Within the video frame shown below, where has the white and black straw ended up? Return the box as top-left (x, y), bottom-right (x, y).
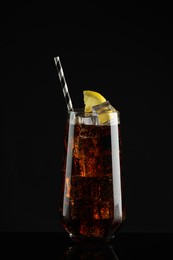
top-left (54, 56), bottom-right (73, 111)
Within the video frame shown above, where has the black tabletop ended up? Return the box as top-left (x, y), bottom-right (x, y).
top-left (1, 232), bottom-right (172, 259)
top-left (56, 233), bottom-right (172, 259)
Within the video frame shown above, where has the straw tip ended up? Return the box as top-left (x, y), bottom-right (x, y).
top-left (54, 56), bottom-right (60, 60)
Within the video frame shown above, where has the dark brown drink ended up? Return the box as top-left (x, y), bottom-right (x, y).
top-left (60, 111), bottom-right (125, 242)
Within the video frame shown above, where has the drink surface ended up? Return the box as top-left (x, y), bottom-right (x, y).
top-left (60, 120), bottom-right (123, 241)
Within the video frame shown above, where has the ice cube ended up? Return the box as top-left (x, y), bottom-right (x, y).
top-left (69, 111), bottom-right (98, 125)
top-left (76, 114), bottom-right (99, 125)
top-left (92, 100), bottom-right (116, 114)
top-left (92, 101), bottom-right (119, 125)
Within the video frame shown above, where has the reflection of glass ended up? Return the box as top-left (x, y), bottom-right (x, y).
top-left (61, 243), bottom-right (119, 259)
top-left (60, 109), bottom-right (125, 242)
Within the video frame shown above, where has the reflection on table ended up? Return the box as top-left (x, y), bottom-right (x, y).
top-left (61, 243), bottom-right (119, 259)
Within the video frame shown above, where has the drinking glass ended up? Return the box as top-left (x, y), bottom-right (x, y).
top-left (59, 108), bottom-right (125, 242)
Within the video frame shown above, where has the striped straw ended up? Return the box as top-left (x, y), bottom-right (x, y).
top-left (54, 56), bottom-right (73, 111)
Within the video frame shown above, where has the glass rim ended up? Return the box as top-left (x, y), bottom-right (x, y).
top-left (68, 108), bottom-right (120, 115)
top-left (67, 108), bottom-right (120, 125)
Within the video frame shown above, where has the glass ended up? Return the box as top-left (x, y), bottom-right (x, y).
top-left (59, 108), bottom-right (125, 242)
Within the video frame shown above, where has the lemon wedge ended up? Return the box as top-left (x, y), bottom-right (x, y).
top-left (83, 90), bottom-right (106, 112)
top-left (83, 90), bottom-right (116, 124)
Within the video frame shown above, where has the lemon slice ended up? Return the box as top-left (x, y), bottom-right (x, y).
top-left (83, 90), bottom-right (115, 124)
top-left (83, 90), bottom-right (106, 112)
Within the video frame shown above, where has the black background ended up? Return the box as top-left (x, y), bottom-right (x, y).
top-left (1, 2), bottom-right (173, 232)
